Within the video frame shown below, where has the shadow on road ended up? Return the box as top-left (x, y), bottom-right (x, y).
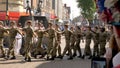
top-left (35, 58), bottom-right (91, 68)
top-left (0, 60), bottom-right (26, 64)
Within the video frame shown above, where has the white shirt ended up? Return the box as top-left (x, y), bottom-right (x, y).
top-left (113, 52), bottom-right (120, 67)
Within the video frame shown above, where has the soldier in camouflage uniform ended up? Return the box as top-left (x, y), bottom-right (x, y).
top-left (92, 27), bottom-right (100, 57)
top-left (70, 27), bottom-right (76, 57)
top-left (61, 24), bottom-right (73, 60)
top-left (0, 21), bottom-right (8, 58)
top-left (34, 23), bottom-right (46, 58)
top-left (82, 26), bottom-right (93, 59)
top-left (99, 27), bottom-right (108, 56)
top-left (73, 26), bottom-right (82, 58)
top-left (22, 20), bottom-right (34, 62)
top-left (50, 24), bottom-right (62, 60)
top-left (7, 21), bottom-right (22, 59)
top-left (45, 23), bottom-right (55, 60)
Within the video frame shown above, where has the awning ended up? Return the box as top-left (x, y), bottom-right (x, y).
top-left (0, 12), bottom-right (6, 20)
top-left (0, 11), bottom-right (29, 21)
top-left (9, 12), bottom-right (20, 21)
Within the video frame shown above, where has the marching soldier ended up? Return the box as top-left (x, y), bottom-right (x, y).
top-left (34, 23), bottom-right (46, 58)
top-left (49, 24), bottom-right (62, 60)
top-left (99, 27), bottom-right (108, 56)
top-left (45, 23), bottom-right (55, 60)
top-left (60, 24), bottom-right (73, 60)
top-left (22, 20), bottom-right (34, 62)
top-left (70, 26), bottom-right (76, 57)
top-left (73, 26), bottom-right (82, 58)
top-left (7, 21), bottom-right (22, 60)
top-left (0, 21), bottom-right (8, 58)
top-left (82, 26), bottom-right (93, 59)
top-left (92, 27), bottom-right (100, 57)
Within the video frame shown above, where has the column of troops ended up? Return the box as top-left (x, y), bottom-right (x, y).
top-left (0, 20), bottom-right (111, 62)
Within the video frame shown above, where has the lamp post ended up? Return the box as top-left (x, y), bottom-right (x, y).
top-left (6, 0), bottom-right (9, 26)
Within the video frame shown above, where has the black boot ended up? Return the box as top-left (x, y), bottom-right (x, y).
top-left (57, 55), bottom-right (63, 59)
top-left (77, 55), bottom-right (82, 58)
top-left (33, 55), bottom-right (37, 59)
top-left (46, 56), bottom-right (49, 60)
top-left (93, 54), bottom-right (96, 58)
top-left (66, 53), bottom-right (69, 56)
top-left (73, 53), bottom-right (77, 57)
top-left (88, 55), bottom-right (92, 59)
top-left (24, 57), bottom-right (27, 61)
top-left (41, 52), bottom-right (46, 58)
top-left (27, 57), bottom-right (31, 62)
top-left (81, 55), bottom-right (85, 59)
top-left (48, 57), bottom-right (55, 60)
top-left (67, 56), bottom-right (73, 60)
top-left (10, 56), bottom-right (16, 60)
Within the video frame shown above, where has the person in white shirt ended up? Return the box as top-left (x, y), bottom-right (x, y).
top-left (14, 23), bottom-right (22, 55)
top-left (14, 33), bottom-right (22, 55)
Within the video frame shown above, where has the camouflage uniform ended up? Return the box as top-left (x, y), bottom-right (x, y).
top-left (92, 30), bottom-right (100, 57)
top-left (84, 30), bottom-right (92, 56)
top-left (62, 29), bottom-right (73, 59)
top-left (7, 28), bottom-right (20, 58)
top-left (70, 29), bottom-right (76, 56)
top-left (34, 30), bottom-right (45, 57)
top-left (99, 31), bottom-right (108, 56)
top-left (74, 28), bottom-right (82, 57)
top-left (0, 27), bottom-right (7, 57)
top-left (23, 26), bottom-right (34, 61)
top-left (51, 28), bottom-right (61, 58)
top-left (45, 28), bottom-right (55, 58)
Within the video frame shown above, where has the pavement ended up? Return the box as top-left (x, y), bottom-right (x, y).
top-left (0, 37), bottom-right (109, 68)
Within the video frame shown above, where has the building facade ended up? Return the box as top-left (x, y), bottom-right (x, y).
top-left (62, 4), bottom-right (71, 22)
top-left (0, 0), bottom-right (70, 22)
top-left (32, 0), bottom-right (53, 20)
top-left (51, 0), bottom-right (63, 21)
top-left (0, 0), bottom-right (30, 21)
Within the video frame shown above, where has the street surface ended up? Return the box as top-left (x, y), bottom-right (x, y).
top-left (0, 37), bottom-right (109, 68)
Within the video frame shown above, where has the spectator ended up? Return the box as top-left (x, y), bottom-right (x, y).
top-left (105, 35), bottom-right (119, 68)
top-left (112, 26), bottom-right (120, 67)
top-left (113, 52), bottom-right (120, 68)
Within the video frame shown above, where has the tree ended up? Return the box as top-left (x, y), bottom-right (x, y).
top-left (77, 0), bottom-right (96, 21)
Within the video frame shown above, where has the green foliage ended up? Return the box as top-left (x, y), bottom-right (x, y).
top-left (77, 0), bottom-right (96, 20)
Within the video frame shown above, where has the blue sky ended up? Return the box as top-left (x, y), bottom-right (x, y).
top-left (62, 0), bottom-right (80, 19)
